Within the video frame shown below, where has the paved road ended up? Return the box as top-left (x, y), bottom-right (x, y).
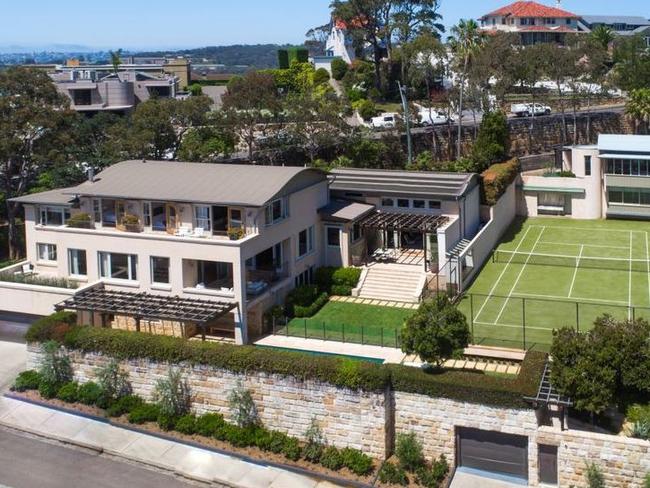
top-left (0, 312), bottom-right (33, 344)
top-left (0, 428), bottom-right (202, 488)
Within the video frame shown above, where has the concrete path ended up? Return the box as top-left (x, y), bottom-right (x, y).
top-left (0, 342), bottom-right (26, 392)
top-left (450, 470), bottom-right (526, 488)
top-left (0, 397), bottom-right (342, 488)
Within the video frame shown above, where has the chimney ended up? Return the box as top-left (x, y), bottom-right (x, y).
top-left (556, 0), bottom-right (562, 8)
top-left (87, 167), bottom-right (95, 183)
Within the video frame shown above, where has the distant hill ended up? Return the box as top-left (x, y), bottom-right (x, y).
top-left (137, 44), bottom-right (300, 69)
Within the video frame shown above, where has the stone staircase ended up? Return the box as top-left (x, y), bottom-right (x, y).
top-left (356, 264), bottom-right (426, 303)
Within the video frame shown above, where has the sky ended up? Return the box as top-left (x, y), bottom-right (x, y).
top-left (1, 0), bottom-right (648, 50)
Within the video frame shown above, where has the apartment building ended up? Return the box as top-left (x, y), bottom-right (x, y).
top-left (519, 135), bottom-right (650, 220)
top-left (479, 1), bottom-right (580, 45)
top-left (4, 162), bottom-right (479, 343)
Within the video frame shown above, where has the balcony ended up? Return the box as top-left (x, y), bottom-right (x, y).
top-left (183, 259), bottom-right (235, 298)
top-left (246, 261), bottom-right (290, 299)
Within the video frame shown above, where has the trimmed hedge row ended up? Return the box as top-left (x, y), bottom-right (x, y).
top-left (481, 158), bottom-right (520, 206)
top-left (315, 267), bottom-right (362, 296)
top-left (295, 292), bottom-right (329, 318)
top-left (30, 318), bottom-right (547, 408)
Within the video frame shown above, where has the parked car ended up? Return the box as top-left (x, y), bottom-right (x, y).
top-left (370, 113), bottom-right (399, 130)
top-left (511, 103), bottom-right (552, 117)
top-left (418, 109), bottom-right (451, 126)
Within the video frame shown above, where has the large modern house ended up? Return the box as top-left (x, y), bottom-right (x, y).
top-left (520, 135), bottom-right (650, 220)
top-left (479, 1), bottom-right (581, 45)
top-left (3, 162), bottom-right (480, 345)
top-left (579, 15), bottom-right (650, 47)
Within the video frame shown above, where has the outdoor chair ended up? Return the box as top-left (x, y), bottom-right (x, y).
top-left (175, 226), bottom-right (192, 237)
top-left (14, 263), bottom-right (34, 276)
top-left (192, 227), bottom-right (205, 238)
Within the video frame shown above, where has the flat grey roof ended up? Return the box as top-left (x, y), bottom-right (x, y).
top-left (11, 188), bottom-right (76, 206)
top-left (581, 15), bottom-right (650, 26)
top-left (64, 160), bottom-right (326, 207)
top-left (329, 168), bottom-right (478, 199)
top-left (319, 200), bottom-right (375, 223)
top-left (598, 135), bottom-right (650, 154)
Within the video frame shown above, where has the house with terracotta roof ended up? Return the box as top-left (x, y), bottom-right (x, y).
top-left (479, 1), bottom-right (581, 45)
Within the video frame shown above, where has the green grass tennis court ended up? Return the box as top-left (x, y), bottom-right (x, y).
top-left (459, 217), bottom-right (650, 351)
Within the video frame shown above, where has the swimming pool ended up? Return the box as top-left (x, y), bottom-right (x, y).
top-left (255, 345), bottom-right (385, 364)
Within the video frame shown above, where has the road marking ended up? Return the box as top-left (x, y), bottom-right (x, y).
top-left (568, 245), bottom-right (584, 298)
top-left (473, 226), bottom-right (533, 323)
top-left (493, 227), bottom-right (545, 325)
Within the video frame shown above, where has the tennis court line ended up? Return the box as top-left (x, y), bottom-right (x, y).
top-left (568, 244), bottom-right (584, 298)
top-left (473, 320), bottom-right (555, 332)
top-left (473, 226), bottom-right (533, 323)
top-left (493, 226), bottom-right (546, 325)
top-left (541, 241), bottom-right (629, 250)
top-left (629, 231), bottom-right (633, 319)
top-left (529, 224), bottom-right (637, 234)
top-left (646, 231), bottom-right (650, 305)
top-left (511, 292), bottom-right (629, 306)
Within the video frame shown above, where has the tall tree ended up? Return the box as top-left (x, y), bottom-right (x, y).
top-left (0, 68), bottom-right (75, 259)
top-left (109, 49), bottom-right (123, 75)
top-left (613, 35), bottom-right (650, 92)
top-left (449, 19), bottom-right (484, 159)
top-left (626, 88), bottom-right (650, 135)
top-left (589, 25), bottom-right (615, 51)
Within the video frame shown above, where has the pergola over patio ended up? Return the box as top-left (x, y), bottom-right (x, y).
top-left (56, 287), bottom-right (237, 340)
top-left (359, 210), bottom-right (449, 234)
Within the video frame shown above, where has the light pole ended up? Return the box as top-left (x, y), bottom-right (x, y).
top-left (398, 81), bottom-right (413, 166)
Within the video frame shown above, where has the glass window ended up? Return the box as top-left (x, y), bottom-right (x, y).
top-left (641, 190), bottom-right (650, 206)
top-left (381, 198), bottom-right (394, 207)
top-left (413, 200), bottom-right (425, 209)
top-left (229, 208), bottom-right (243, 229)
top-left (397, 199), bottom-right (410, 208)
top-left (351, 223), bottom-right (362, 242)
top-left (298, 226), bottom-right (314, 257)
top-left (584, 156), bottom-right (591, 176)
top-left (99, 252), bottom-right (138, 281)
top-left (624, 189), bottom-right (640, 205)
top-left (327, 227), bottom-right (341, 247)
top-left (68, 249), bottom-right (87, 276)
top-left (151, 256), bottom-right (170, 284)
top-left (39, 206), bottom-right (70, 226)
top-left (608, 189), bottom-right (623, 204)
top-left (37, 243), bottom-right (57, 262)
top-left (143, 202), bottom-right (151, 227)
top-left (429, 201), bottom-right (442, 210)
top-left (194, 206), bottom-right (211, 231)
top-left (265, 198), bottom-right (286, 225)
top-left (93, 200), bottom-right (102, 223)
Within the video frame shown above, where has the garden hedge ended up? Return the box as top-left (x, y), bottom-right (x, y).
top-left (481, 158), bottom-right (520, 206)
top-left (30, 316), bottom-right (547, 409)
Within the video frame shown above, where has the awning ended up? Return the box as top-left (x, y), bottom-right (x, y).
top-left (522, 185), bottom-right (585, 195)
top-left (599, 154), bottom-right (650, 161)
top-left (56, 287), bottom-right (237, 325)
top-left (319, 200), bottom-right (375, 223)
top-left (359, 210), bottom-right (449, 233)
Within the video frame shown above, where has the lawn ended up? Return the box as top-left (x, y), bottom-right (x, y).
top-left (279, 301), bottom-right (415, 348)
top-left (459, 217), bottom-right (650, 351)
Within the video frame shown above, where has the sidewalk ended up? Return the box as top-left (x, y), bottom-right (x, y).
top-left (0, 396), bottom-right (343, 488)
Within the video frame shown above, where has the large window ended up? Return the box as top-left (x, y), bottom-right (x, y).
top-left (37, 243), bottom-right (57, 262)
top-left (298, 226), bottom-right (315, 257)
top-left (608, 188), bottom-right (650, 206)
top-left (99, 252), bottom-right (138, 281)
top-left (150, 256), bottom-right (170, 284)
top-left (229, 208), bottom-right (244, 229)
top-left (68, 249), bottom-right (87, 276)
top-left (151, 202), bottom-right (167, 231)
top-left (605, 159), bottom-right (650, 176)
top-left (39, 206), bottom-right (70, 226)
top-left (194, 206), bottom-right (212, 232)
top-left (584, 156), bottom-right (591, 176)
top-left (351, 223), bottom-right (362, 242)
top-left (327, 227), bottom-right (341, 247)
top-left (265, 198), bottom-right (287, 225)
top-left (101, 199), bottom-right (123, 228)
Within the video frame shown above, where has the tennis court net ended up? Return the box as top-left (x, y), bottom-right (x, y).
top-left (493, 250), bottom-right (650, 273)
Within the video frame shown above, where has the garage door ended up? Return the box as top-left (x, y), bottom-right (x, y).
top-left (457, 427), bottom-right (528, 481)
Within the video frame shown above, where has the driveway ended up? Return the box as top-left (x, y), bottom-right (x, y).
top-left (0, 312), bottom-right (33, 392)
top-left (450, 469), bottom-right (527, 488)
top-left (0, 312), bottom-right (35, 344)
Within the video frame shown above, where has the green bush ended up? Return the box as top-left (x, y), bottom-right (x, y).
top-left (127, 404), bottom-right (161, 424)
top-left (56, 382), bottom-right (79, 403)
top-left (416, 455), bottom-right (449, 488)
top-left (627, 404), bottom-right (650, 424)
top-left (77, 382), bottom-right (103, 406)
top-left (12, 370), bottom-right (42, 392)
top-left (106, 395), bottom-right (143, 418)
top-left (302, 418), bottom-right (325, 463)
top-left (228, 381), bottom-right (258, 428)
top-left (154, 368), bottom-right (190, 417)
top-left (282, 436), bottom-right (302, 461)
top-left (481, 159), bottom-right (520, 206)
top-left (286, 285), bottom-right (329, 318)
top-left (378, 462), bottom-right (408, 485)
top-left (267, 431), bottom-right (291, 454)
top-left (252, 427), bottom-right (274, 451)
top-left (25, 312), bottom-right (77, 343)
top-left (175, 414), bottom-right (197, 435)
top-left (38, 379), bottom-right (59, 399)
top-left (396, 432), bottom-right (425, 471)
top-left (352, 99), bottom-right (377, 121)
top-left (331, 58), bottom-right (348, 81)
top-left (313, 68), bottom-right (330, 85)
top-left (157, 412), bottom-right (178, 431)
top-left (645, 473), bottom-right (650, 488)
top-left (316, 267), bottom-right (361, 295)
top-left (632, 420), bottom-right (650, 440)
top-left (294, 293), bottom-right (329, 318)
top-left (96, 359), bottom-right (131, 401)
top-left (195, 413), bottom-right (226, 437)
top-left (586, 462), bottom-right (605, 488)
top-left (320, 446), bottom-right (344, 471)
top-left (39, 341), bottom-right (73, 386)
top-left (340, 447), bottom-right (374, 476)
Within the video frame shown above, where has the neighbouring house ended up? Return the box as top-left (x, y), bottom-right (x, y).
top-left (578, 15), bottom-right (650, 47)
top-left (479, 1), bottom-right (581, 45)
top-left (325, 19), bottom-right (357, 65)
top-left (519, 134), bottom-right (650, 219)
top-left (2, 163), bottom-right (481, 341)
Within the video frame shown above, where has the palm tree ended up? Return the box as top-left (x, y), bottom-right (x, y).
top-left (590, 25), bottom-right (615, 51)
top-left (449, 19), bottom-right (484, 159)
top-left (109, 49), bottom-right (123, 76)
top-left (626, 88), bottom-right (650, 134)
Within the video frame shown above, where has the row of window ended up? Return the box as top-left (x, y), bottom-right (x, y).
top-left (381, 197), bottom-right (441, 210)
top-left (605, 159), bottom-right (650, 177)
top-left (608, 188), bottom-right (650, 206)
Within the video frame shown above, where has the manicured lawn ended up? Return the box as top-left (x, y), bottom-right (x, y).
top-left (279, 301), bottom-right (415, 348)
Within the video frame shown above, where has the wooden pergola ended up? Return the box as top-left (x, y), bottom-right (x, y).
top-left (56, 288), bottom-right (237, 341)
top-left (524, 361), bottom-right (573, 430)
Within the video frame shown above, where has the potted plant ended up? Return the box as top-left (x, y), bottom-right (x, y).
top-left (66, 212), bottom-right (93, 229)
top-left (121, 214), bottom-right (142, 233)
top-left (227, 227), bottom-right (245, 241)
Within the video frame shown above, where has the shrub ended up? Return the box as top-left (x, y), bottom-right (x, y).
top-left (12, 370), bottom-right (42, 392)
top-left (252, 427), bottom-right (274, 451)
top-left (128, 403), bottom-right (161, 424)
top-left (153, 368), bottom-right (190, 417)
top-left (632, 419), bottom-right (650, 440)
top-left (481, 159), bottom-right (520, 206)
top-left (25, 312), bottom-right (77, 343)
top-left (157, 412), bottom-right (178, 431)
top-left (106, 395), bottom-right (143, 418)
top-left (38, 379), bottom-right (60, 399)
top-left (340, 447), bottom-right (373, 476)
top-left (66, 213), bottom-right (92, 228)
top-left (96, 359), bottom-right (131, 401)
top-left (195, 413), bottom-right (226, 437)
top-left (302, 418), bottom-right (325, 463)
top-left (330, 284), bottom-right (352, 296)
top-left (313, 68), bottom-right (330, 85)
top-left (379, 461), bottom-right (408, 485)
top-left (352, 99), bottom-right (377, 121)
top-left (294, 292), bottom-right (329, 318)
top-left (320, 446), bottom-right (344, 471)
top-left (56, 382), bottom-right (79, 403)
top-left (285, 285), bottom-right (328, 318)
top-left (282, 436), bottom-right (302, 461)
top-left (470, 110), bottom-right (510, 173)
top-left (416, 455), bottom-right (449, 488)
top-left (645, 473), bottom-right (650, 488)
top-left (228, 381), bottom-right (258, 428)
top-left (396, 432), bottom-right (425, 472)
top-left (586, 462), bottom-right (605, 488)
top-left (316, 267), bottom-right (361, 295)
top-left (175, 414), bottom-right (197, 435)
top-left (627, 404), bottom-right (650, 424)
top-left (331, 58), bottom-right (348, 81)
top-left (77, 382), bottom-right (103, 406)
top-left (267, 431), bottom-right (291, 454)
top-left (39, 341), bottom-right (73, 387)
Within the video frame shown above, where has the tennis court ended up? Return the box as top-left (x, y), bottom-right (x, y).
top-left (458, 217), bottom-right (650, 351)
